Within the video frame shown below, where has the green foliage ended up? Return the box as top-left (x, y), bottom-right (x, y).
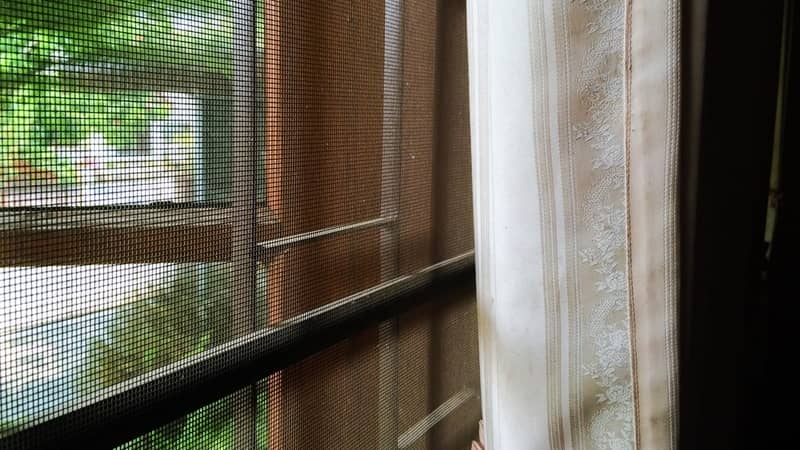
top-left (0, 419), bottom-right (21, 438)
top-left (1, 0), bottom-right (233, 184)
top-left (87, 264), bottom-right (240, 448)
top-left (83, 263), bottom-right (270, 449)
top-left (117, 398), bottom-right (234, 450)
top-left (1, 86), bottom-right (171, 183)
top-left (87, 268), bottom-right (217, 388)
top-left (115, 389), bottom-right (270, 449)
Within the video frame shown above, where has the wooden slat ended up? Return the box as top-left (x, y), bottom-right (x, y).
top-left (0, 208), bottom-right (279, 265)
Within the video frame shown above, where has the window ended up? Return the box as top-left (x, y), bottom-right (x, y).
top-left (1, 0), bottom-right (479, 448)
top-left (2, 1), bottom-right (269, 444)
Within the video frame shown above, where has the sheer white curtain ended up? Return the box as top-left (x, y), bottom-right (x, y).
top-left (467, 1), bottom-right (680, 448)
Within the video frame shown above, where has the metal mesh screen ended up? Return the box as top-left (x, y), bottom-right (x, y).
top-left (115, 292), bottom-right (479, 450)
top-left (0, 0), bottom-right (476, 448)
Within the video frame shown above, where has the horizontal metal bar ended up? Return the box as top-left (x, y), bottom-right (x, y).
top-left (397, 387), bottom-right (477, 449)
top-left (1, 252), bottom-right (475, 450)
top-left (256, 216), bottom-right (396, 256)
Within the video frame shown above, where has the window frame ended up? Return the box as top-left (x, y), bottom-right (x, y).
top-left (0, 53), bottom-right (276, 266)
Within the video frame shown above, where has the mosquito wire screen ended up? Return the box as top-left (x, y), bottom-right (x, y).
top-left (1, 0), bottom-right (476, 448)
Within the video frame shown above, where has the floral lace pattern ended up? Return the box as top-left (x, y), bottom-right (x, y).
top-left (571, 0), bottom-right (634, 449)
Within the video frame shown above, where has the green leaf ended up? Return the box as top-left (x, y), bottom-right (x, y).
top-left (2, 0), bottom-right (234, 187)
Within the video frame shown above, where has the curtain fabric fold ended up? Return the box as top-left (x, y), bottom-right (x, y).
top-left (467, 1), bottom-right (680, 448)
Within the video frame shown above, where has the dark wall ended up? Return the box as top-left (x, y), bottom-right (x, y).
top-left (680, 1), bottom-right (784, 449)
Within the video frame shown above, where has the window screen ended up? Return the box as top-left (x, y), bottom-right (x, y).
top-left (1, 0), bottom-right (476, 448)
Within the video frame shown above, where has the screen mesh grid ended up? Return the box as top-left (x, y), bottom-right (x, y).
top-left (0, 0), bottom-right (475, 448)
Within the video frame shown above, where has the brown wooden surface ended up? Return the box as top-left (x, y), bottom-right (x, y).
top-left (0, 208), bottom-right (278, 265)
top-left (268, 0), bottom-right (479, 447)
top-left (428, 3), bottom-right (479, 448)
top-left (264, 1), bottom-right (285, 448)
top-left (274, 0), bottom-right (385, 448)
top-left (394, 1), bottom-right (439, 448)
top-left (432, 0), bottom-right (474, 261)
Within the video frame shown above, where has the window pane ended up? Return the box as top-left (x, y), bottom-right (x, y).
top-left (2, 93), bottom-right (202, 206)
top-left (0, 0), bottom-right (263, 206)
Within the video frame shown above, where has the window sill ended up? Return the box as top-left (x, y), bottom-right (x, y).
top-left (0, 207), bottom-right (279, 265)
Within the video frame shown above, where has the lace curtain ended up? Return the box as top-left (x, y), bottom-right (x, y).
top-left (467, 1), bottom-right (680, 448)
